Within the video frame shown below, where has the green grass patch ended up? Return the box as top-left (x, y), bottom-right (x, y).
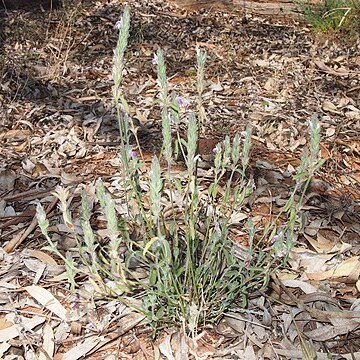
top-left (299, 0), bottom-right (360, 35)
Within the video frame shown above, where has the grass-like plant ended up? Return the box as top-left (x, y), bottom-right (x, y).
top-left (298, 0), bottom-right (360, 35)
top-left (36, 6), bottom-right (324, 336)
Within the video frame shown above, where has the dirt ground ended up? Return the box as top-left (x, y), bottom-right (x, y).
top-left (0, 0), bottom-right (360, 358)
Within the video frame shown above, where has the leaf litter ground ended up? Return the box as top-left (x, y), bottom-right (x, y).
top-left (0, 0), bottom-right (360, 358)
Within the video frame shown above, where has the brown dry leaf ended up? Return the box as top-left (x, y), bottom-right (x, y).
top-left (0, 169), bottom-right (16, 192)
top-left (303, 233), bottom-right (334, 253)
top-left (60, 171), bottom-right (81, 185)
top-left (0, 129), bottom-right (31, 142)
top-left (25, 285), bottom-right (68, 320)
top-left (0, 316), bottom-right (13, 330)
top-left (25, 249), bottom-right (58, 266)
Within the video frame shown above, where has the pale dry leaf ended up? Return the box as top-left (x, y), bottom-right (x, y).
top-left (0, 342), bottom-right (11, 358)
top-left (60, 171), bottom-right (81, 185)
top-left (344, 104), bottom-right (359, 111)
top-left (325, 127), bottom-right (336, 137)
top-left (0, 316), bottom-right (45, 342)
top-left (252, 323), bottom-right (267, 341)
top-left (229, 212), bottom-right (248, 224)
top-left (289, 249), bottom-right (334, 274)
top-left (159, 334), bottom-right (175, 360)
top-left (210, 82), bottom-right (223, 92)
top-left (264, 77), bottom-right (277, 92)
top-left (276, 271), bottom-right (298, 281)
top-left (0, 129), bottom-right (31, 142)
top-left (23, 258), bottom-right (47, 285)
top-left (25, 285), bottom-right (68, 320)
top-left (171, 331), bottom-right (189, 360)
top-left (104, 355), bottom-right (117, 360)
top-left (135, 108), bottom-right (148, 122)
top-left (262, 308), bottom-right (272, 327)
top-left (0, 281), bottom-right (20, 290)
top-left (338, 97), bottom-right (349, 107)
top-left (289, 139), bottom-right (304, 151)
top-left (24, 258), bottom-right (45, 274)
top-left (34, 263), bottom-right (47, 284)
top-left (330, 314), bottom-right (360, 327)
top-left (242, 344), bottom-right (256, 360)
top-left (116, 312), bottom-right (145, 335)
top-left (54, 321), bottom-right (71, 343)
top-left (224, 314), bottom-right (246, 333)
top-left (22, 158), bottom-right (36, 174)
top-left (281, 279), bottom-right (318, 294)
top-left (45, 266), bottom-right (68, 280)
top-left (0, 199), bottom-right (5, 216)
top-left (306, 256), bottom-right (360, 282)
top-left (305, 323), bottom-right (359, 342)
top-left (39, 323), bottom-right (55, 360)
top-left (322, 100), bottom-right (341, 114)
top-left (0, 202), bottom-right (16, 216)
top-left (253, 59), bottom-right (269, 67)
top-left (345, 111), bottom-right (360, 120)
top-left (154, 344), bottom-right (161, 360)
top-left (275, 347), bottom-right (360, 359)
top-left (63, 336), bottom-right (103, 360)
top-left (304, 219), bottom-right (324, 236)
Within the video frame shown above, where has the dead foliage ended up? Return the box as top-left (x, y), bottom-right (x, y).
top-left (0, 0), bottom-right (359, 358)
